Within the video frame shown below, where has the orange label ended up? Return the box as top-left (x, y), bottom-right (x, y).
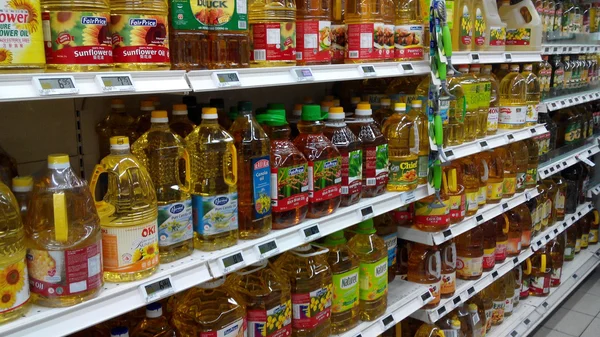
top-left (101, 219), bottom-right (159, 273)
top-left (441, 272), bottom-right (456, 295)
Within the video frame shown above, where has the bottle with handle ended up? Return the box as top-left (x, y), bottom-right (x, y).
top-left (408, 243), bottom-right (442, 308)
top-left (440, 240), bottom-right (457, 298)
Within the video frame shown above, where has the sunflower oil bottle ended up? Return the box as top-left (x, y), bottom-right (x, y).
top-left (482, 218), bottom-right (497, 271)
top-left (510, 141), bottom-right (529, 193)
top-left (499, 0), bottom-right (543, 51)
top-left (445, 163), bottom-right (466, 223)
top-left (0, 0), bottom-right (45, 71)
top-left (227, 261), bottom-right (292, 337)
top-left (499, 64), bottom-right (527, 129)
top-left (27, 154), bottom-right (103, 306)
top-left (96, 99), bottom-right (138, 159)
top-left (90, 137), bottom-right (158, 282)
top-left (450, 0), bottom-right (474, 51)
top-left (131, 111), bottom-right (193, 264)
top-left (407, 243), bottom-right (442, 308)
top-left (408, 100), bottom-right (429, 184)
top-left (186, 107), bottom-right (238, 251)
top-left (495, 214), bottom-right (509, 263)
top-left (481, 65), bottom-right (500, 135)
top-left (12, 176), bottom-right (33, 222)
top-left (374, 98), bottom-right (393, 126)
top-left (529, 246), bottom-right (551, 296)
top-left (172, 277), bottom-right (247, 337)
top-left (482, 0), bottom-right (506, 51)
top-left (275, 244), bottom-right (332, 337)
top-left (446, 69), bottom-right (466, 146)
top-left (456, 65), bottom-right (479, 141)
top-left (522, 64), bottom-right (541, 126)
top-left (455, 227), bottom-right (484, 281)
top-left (414, 178), bottom-right (450, 232)
top-left (394, 0), bottom-right (425, 61)
top-left (459, 157), bottom-right (479, 216)
top-left (0, 181), bottom-right (30, 322)
top-left (295, 0), bottom-right (332, 65)
top-left (130, 303), bottom-right (176, 337)
top-left (503, 272), bottom-right (516, 316)
top-left (505, 209), bottom-right (522, 257)
top-left (344, 0), bottom-right (383, 62)
top-left (383, 103), bottom-right (419, 192)
top-left (474, 153), bottom-right (488, 207)
top-left (137, 100), bottom-right (156, 137)
top-left (440, 240), bottom-right (456, 298)
top-left (169, 104), bottom-right (196, 139)
top-left (322, 231), bottom-right (360, 334)
top-left (248, 0), bottom-right (295, 67)
top-left (469, 64), bottom-right (490, 139)
top-left (480, 149), bottom-right (504, 204)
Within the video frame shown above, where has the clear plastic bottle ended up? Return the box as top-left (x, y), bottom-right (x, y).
top-left (296, 0), bottom-right (332, 65)
top-left (408, 242), bottom-right (442, 308)
top-left (480, 149), bottom-right (504, 204)
top-left (169, 104), bottom-right (196, 139)
top-left (131, 111), bottom-right (194, 264)
top-left (330, 0), bottom-right (345, 64)
top-left (456, 65), bottom-right (480, 141)
top-left (249, 0), bottom-right (296, 67)
top-left (344, 0), bottom-right (384, 63)
top-left (482, 218), bottom-right (497, 272)
top-left (130, 303), bottom-right (176, 337)
top-left (529, 246), bottom-right (551, 296)
top-left (394, 0), bottom-right (425, 61)
top-left (374, 98), bottom-right (393, 126)
top-left (408, 100), bottom-right (429, 184)
top-left (414, 323), bottom-right (445, 337)
top-left (489, 277), bottom-right (506, 325)
top-left (548, 237), bottom-right (564, 287)
top-left (481, 65), bottom-right (500, 135)
top-left (503, 272), bottom-right (516, 317)
top-left (96, 99), bottom-right (138, 159)
top-left (450, 0), bottom-right (474, 51)
top-left (553, 175), bottom-right (567, 221)
top-left (510, 141), bottom-right (529, 193)
top-left (500, 145), bottom-right (517, 199)
top-left (456, 227), bottom-right (484, 280)
top-left (27, 154), bottom-right (103, 306)
top-left (440, 240), bottom-right (457, 298)
top-left (186, 107), bottom-right (238, 251)
top-left (11, 176), bottom-right (33, 222)
top-left (522, 64), bottom-right (541, 127)
top-left (374, 212), bottom-right (397, 283)
top-left (382, 103), bottom-right (419, 192)
top-left (446, 69), bottom-right (466, 146)
top-left (137, 100), bottom-right (156, 138)
top-left (469, 64), bottom-right (490, 139)
top-left (499, 64), bottom-right (527, 129)
top-left (524, 138), bottom-right (539, 189)
top-left (495, 214), bottom-right (509, 263)
top-left (459, 157), bottom-right (480, 216)
top-left (505, 208), bottom-right (523, 257)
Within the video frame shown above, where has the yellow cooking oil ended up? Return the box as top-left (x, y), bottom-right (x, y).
top-left (382, 103), bottom-right (419, 192)
top-left (27, 154), bottom-right (103, 306)
top-left (522, 63), bottom-right (541, 127)
top-left (131, 111), bottom-right (194, 264)
top-left (0, 181), bottom-right (30, 322)
top-left (480, 149), bottom-right (504, 204)
top-left (394, 0), bottom-right (425, 61)
top-left (499, 64), bottom-right (527, 129)
top-left (249, 0), bottom-right (297, 67)
top-left (186, 107), bottom-right (238, 251)
top-left (408, 100), bottom-right (430, 185)
top-left (456, 65), bottom-right (479, 142)
top-left (459, 157), bottom-right (480, 216)
top-left (90, 137), bottom-right (158, 282)
top-left (496, 146), bottom-right (516, 198)
top-left (469, 64), bottom-right (490, 139)
top-left (414, 323), bottom-right (445, 337)
top-left (450, 0), bottom-right (474, 51)
top-left (275, 244), bottom-right (332, 337)
top-left (447, 69), bottom-right (466, 146)
top-left (446, 164), bottom-right (466, 224)
top-left (510, 141), bottom-right (529, 193)
top-left (348, 219), bottom-right (388, 321)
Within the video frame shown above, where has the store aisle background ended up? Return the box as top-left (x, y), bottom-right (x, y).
top-left (531, 267), bottom-right (600, 337)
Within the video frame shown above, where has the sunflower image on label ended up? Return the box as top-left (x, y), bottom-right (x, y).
top-left (330, 23), bottom-right (346, 62)
top-left (388, 158), bottom-right (417, 187)
top-left (359, 258), bottom-right (388, 301)
top-left (157, 199), bottom-right (193, 247)
top-left (102, 221), bottom-right (158, 273)
top-left (250, 22), bottom-right (296, 62)
top-left (0, 0), bottom-right (45, 66)
top-left (506, 28), bottom-right (531, 45)
top-left (0, 259), bottom-right (29, 314)
top-left (42, 11), bottom-right (113, 65)
top-left (489, 26), bottom-right (506, 46)
top-left (331, 268), bottom-right (359, 314)
top-left (200, 317), bottom-right (247, 337)
top-left (247, 300), bottom-right (292, 337)
top-left (474, 9), bottom-right (485, 46)
top-left (27, 240), bottom-right (102, 297)
top-left (341, 149), bottom-right (362, 195)
top-left (292, 285), bottom-right (332, 329)
top-left (308, 157), bottom-right (342, 203)
top-left (394, 24), bottom-right (424, 60)
top-left (271, 163), bottom-right (309, 212)
top-left (110, 14), bottom-right (169, 64)
top-left (502, 177), bottom-right (516, 195)
top-left (192, 192), bottom-right (238, 236)
top-left (526, 104), bottom-right (538, 124)
top-left (415, 199), bottom-right (450, 227)
top-left (296, 20), bottom-right (331, 63)
top-left (459, 5), bottom-right (472, 46)
top-left (251, 156), bottom-right (272, 220)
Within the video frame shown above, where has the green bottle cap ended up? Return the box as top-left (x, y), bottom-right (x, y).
top-left (323, 230), bottom-right (347, 246)
top-left (228, 106), bottom-right (239, 120)
top-left (355, 219), bottom-right (376, 234)
top-left (268, 103), bottom-right (286, 110)
top-left (238, 101), bottom-right (253, 112)
top-left (256, 109), bottom-right (287, 126)
top-left (302, 104), bottom-right (327, 121)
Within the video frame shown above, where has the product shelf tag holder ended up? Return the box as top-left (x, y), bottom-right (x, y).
top-left (32, 76), bottom-right (79, 96)
top-left (300, 223), bottom-right (321, 241)
top-left (95, 74), bottom-right (136, 92)
top-left (220, 251), bottom-right (246, 274)
top-left (211, 71), bottom-right (242, 88)
top-left (401, 190), bottom-right (416, 204)
top-left (380, 314), bottom-right (395, 331)
top-left (360, 205), bottom-right (375, 220)
top-left (504, 53), bottom-right (512, 62)
top-left (399, 63), bottom-right (414, 74)
top-left (139, 275), bottom-right (175, 303)
top-left (358, 65), bottom-right (377, 77)
top-left (469, 53), bottom-right (480, 63)
top-left (255, 239), bottom-right (280, 260)
top-left (290, 68), bottom-right (314, 82)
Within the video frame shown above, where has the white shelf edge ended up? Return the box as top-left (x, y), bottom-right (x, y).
top-left (543, 89), bottom-right (600, 112)
top-left (587, 181), bottom-right (600, 198)
top-left (538, 139), bottom-right (600, 179)
top-left (452, 51), bottom-right (542, 65)
top-left (542, 44), bottom-right (600, 55)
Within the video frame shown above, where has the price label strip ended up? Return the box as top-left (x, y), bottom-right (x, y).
top-left (504, 53), bottom-right (512, 62)
top-left (211, 71), bottom-right (242, 88)
top-left (220, 251), bottom-right (246, 274)
top-left (95, 74), bottom-right (136, 92)
top-left (401, 190), bottom-right (416, 204)
top-left (139, 275), bottom-right (175, 303)
top-left (480, 141), bottom-right (489, 150)
top-left (470, 53), bottom-right (480, 63)
top-left (300, 224), bottom-right (321, 242)
top-left (256, 239), bottom-right (280, 260)
top-left (290, 68), bottom-right (314, 82)
top-left (33, 76), bottom-right (79, 96)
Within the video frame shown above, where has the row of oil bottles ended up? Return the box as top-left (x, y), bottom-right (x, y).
top-left (535, 0), bottom-right (600, 41)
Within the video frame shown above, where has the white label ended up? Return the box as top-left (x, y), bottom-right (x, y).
top-left (33, 76), bottom-right (79, 96)
top-left (499, 106), bottom-right (527, 125)
top-left (300, 224), bottom-right (321, 241)
top-left (157, 200), bottom-right (193, 247)
top-left (401, 190), bottom-right (416, 204)
top-left (140, 275), bottom-right (174, 302)
top-left (206, 317), bottom-right (246, 337)
top-left (267, 28), bottom-right (281, 44)
top-left (95, 74), bottom-right (135, 92)
top-left (220, 251), bottom-right (246, 274)
top-left (487, 106), bottom-right (499, 131)
top-left (101, 219), bottom-right (159, 271)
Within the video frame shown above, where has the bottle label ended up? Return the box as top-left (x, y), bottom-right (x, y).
top-left (489, 26), bottom-right (506, 46)
top-left (394, 24), bottom-right (424, 60)
top-left (346, 22), bottom-right (384, 61)
top-left (553, 69), bottom-right (564, 88)
top-left (495, 240), bottom-right (507, 261)
top-left (42, 11), bottom-right (113, 65)
top-left (169, 0), bottom-right (247, 31)
top-left (359, 258), bottom-right (388, 301)
top-left (565, 122), bottom-right (579, 144)
top-left (201, 317), bottom-right (247, 337)
top-left (308, 157), bottom-right (342, 203)
top-left (481, 82), bottom-right (491, 108)
top-left (530, 275), bottom-right (550, 295)
top-left (526, 104), bottom-right (539, 123)
top-left (250, 22), bottom-right (296, 62)
top-left (474, 8), bottom-right (485, 46)
top-left (388, 158), bottom-right (418, 187)
top-left (331, 24), bottom-right (346, 63)
top-left (582, 234), bottom-right (589, 248)
top-left (248, 301), bottom-right (291, 337)
top-left (487, 181), bottom-right (503, 200)
top-left (418, 155), bottom-right (428, 179)
top-left (462, 83), bottom-right (479, 110)
top-left (364, 145), bottom-right (388, 187)
top-left (565, 246), bottom-right (574, 260)
top-left (492, 300), bottom-right (505, 325)
top-left (101, 219), bottom-right (158, 272)
top-left (292, 286), bottom-right (332, 329)
top-left (506, 28), bottom-right (531, 46)
top-left (296, 20), bottom-right (331, 63)
top-left (504, 297), bottom-right (514, 315)
top-left (449, 194), bottom-right (466, 220)
top-left (426, 281), bottom-right (441, 304)
top-left (0, 258), bottom-right (30, 314)
top-left (374, 23), bottom-right (392, 60)
top-left (383, 233), bottom-right (397, 268)
top-left (485, 307), bottom-right (493, 330)
top-left (251, 156), bottom-right (272, 220)
top-left (483, 247), bottom-right (495, 269)
top-left (466, 191), bottom-right (478, 213)
top-left (157, 200), bottom-right (193, 247)
top-left (393, 204), bottom-right (413, 224)
top-left (590, 229), bottom-right (598, 244)
top-left (507, 236), bottom-right (521, 255)
top-left (478, 185), bottom-right (487, 205)
top-left (459, 5), bottom-right (472, 46)
top-left (456, 256), bottom-right (483, 278)
top-left (526, 167), bottom-right (538, 187)
top-left (503, 177), bottom-right (516, 196)
top-left (110, 14), bottom-right (170, 64)
top-left (550, 267), bottom-right (562, 287)
top-left (331, 268), bottom-right (359, 314)
top-left (520, 276), bottom-right (530, 297)
top-left (521, 229), bottom-right (531, 248)
top-left (516, 172), bottom-right (526, 191)
top-left (341, 150), bottom-right (362, 195)
top-left (0, 1), bottom-right (45, 66)
top-left (192, 193), bottom-right (239, 236)
top-left (415, 200), bottom-right (450, 227)
top-left (446, 0), bottom-right (454, 29)
top-left (542, 198), bottom-right (552, 228)
top-left (441, 272), bottom-right (456, 295)
top-left (271, 164), bottom-right (309, 213)
top-left (535, 204), bottom-right (543, 232)
top-left (499, 106), bottom-right (527, 125)
top-left (27, 240), bottom-right (102, 297)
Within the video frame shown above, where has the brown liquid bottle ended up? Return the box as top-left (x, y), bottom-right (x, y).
top-left (481, 149), bottom-right (505, 204)
top-left (548, 236), bottom-right (564, 287)
top-left (542, 178), bottom-right (558, 227)
top-left (440, 240), bottom-right (457, 298)
top-left (520, 258), bottom-right (532, 300)
top-left (514, 203), bottom-right (533, 249)
top-left (565, 224), bottom-right (577, 261)
top-left (496, 146), bottom-right (517, 198)
top-left (588, 209), bottom-right (599, 245)
top-left (580, 215), bottom-right (591, 250)
top-left (396, 239), bottom-right (410, 280)
top-left (495, 214), bottom-right (510, 263)
top-left (536, 183), bottom-right (551, 232)
top-left (459, 156), bottom-right (480, 216)
top-left (510, 141), bottom-right (529, 193)
top-left (505, 209), bottom-right (523, 257)
top-left (445, 163), bottom-right (466, 224)
top-left (529, 246), bottom-right (551, 297)
top-left (553, 175), bottom-right (567, 221)
top-left (407, 243), bottom-right (442, 308)
top-left (482, 218), bottom-right (497, 272)
top-left (456, 226), bottom-right (484, 280)
top-left (575, 219), bottom-right (583, 254)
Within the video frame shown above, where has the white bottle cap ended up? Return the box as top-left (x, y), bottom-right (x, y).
top-left (111, 327), bottom-right (129, 337)
top-left (354, 103), bottom-right (372, 116)
top-left (146, 303), bottom-right (163, 318)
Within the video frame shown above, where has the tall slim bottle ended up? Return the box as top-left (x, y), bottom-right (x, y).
top-left (408, 100), bottom-right (429, 184)
top-left (481, 65), bottom-right (500, 135)
top-left (383, 103), bottom-right (419, 192)
top-left (499, 64), bottom-right (527, 129)
top-left (523, 64), bottom-right (541, 127)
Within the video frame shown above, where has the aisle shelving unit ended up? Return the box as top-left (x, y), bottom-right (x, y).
top-left (543, 89), bottom-right (600, 112)
top-left (538, 137), bottom-right (600, 179)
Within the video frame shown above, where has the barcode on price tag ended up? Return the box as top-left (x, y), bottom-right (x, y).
top-left (32, 76), bottom-right (79, 96)
top-left (95, 74), bottom-right (135, 92)
top-left (256, 239), bottom-right (280, 260)
top-left (220, 251), bottom-right (246, 274)
top-left (140, 275), bottom-right (174, 302)
top-left (301, 224), bottom-right (321, 241)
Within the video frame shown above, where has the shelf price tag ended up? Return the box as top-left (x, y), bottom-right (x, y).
top-left (380, 314), bottom-right (395, 331)
top-left (421, 291), bottom-right (432, 303)
top-left (140, 275), bottom-right (174, 303)
top-left (32, 76), bottom-right (79, 96)
top-left (504, 53), bottom-right (512, 62)
top-left (507, 134), bottom-right (515, 142)
top-left (300, 224), bottom-right (321, 242)
top-left (469, 53), bottom-right (480, 63)
top-left (401, 190), bottom-right (416, 204)
top-left (476, 214), bottom-right (484, 223)
top-left (399, 63), bottom-right (415, 74)
top-left (360, 205), bottom-right (375, 220)
top-left (220, 251), bottom-right (246, 274)
top-left (255, 239), bottom-right (280, 260)
top-left (491, 271), bottom-right (499, 279)
top-left (290, 68), bottom-right (314, 82)
top-left (95, 74), bottom-right (135, 92)
top-left (510, 330), bottom-right (519, 337)
top-left (211, 71), bottom-right (242, 88)
top-left (358, 65), bottom-right (377, 76)
top-left (577, 155), bottom-right (596, 167)
top-left (480, 141), bottom-right (489, 150)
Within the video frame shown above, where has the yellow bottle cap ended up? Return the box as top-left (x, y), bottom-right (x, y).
top-left (140, 100), bottom-right (155, 110)
top-left (412, 100), bottom-right (423, 107)
top-left (330, 107), bottom-right (344, 113)
top-left (357, 103), bottom-right (371, 110)
top-left (111, 98), bottom-right (125, 108)
top-left (110, 136), bottom-right (130, 150)
top-left (172, 104), bottom-right (188, 115)
top-left (394, 103), bottom-right (407, 111)
top-left (12, 176), bottom-right (33, 192)
top-left (47, 154), bottom-right (70, 169)
top-left (328, 107), bottom-right (345, 119)
top-left (151, 110), bottom-right (169, 123)
top-left (202, 107), bottom-right (218, 119)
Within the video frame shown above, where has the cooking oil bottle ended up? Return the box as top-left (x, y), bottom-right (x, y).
top-left (489, 277), bottom-right (506, 325)
top-left (374, 212), bottom-right (397, 283)
top-left (522, 64), bottom-right (541, 126)
top-left (542, 178), bottom-right (558, 227)
top-left (548, 237), bottom-right (564, 287)
top-left (348, 219), bottom-right (388, 321)
top-left (374, 99), bottom-right (393, 126)
top-left (474, 153), bottom-right (488, 207)
top-left (524, 138), bottom-right (539, 189)
top-left (482, 218), bottom-right (497, 271)
top-left (293, 105), bottom-right (342, 218)
top-left (170, 104), bottom-right (196, 139)
top-left (588, 210), bottom-right (599, 245)
top-left (408, 100), bottom-right (429, 184)
top-left (473, 289), bottom-right (493, 333)
top-left (445, 163), bottom-right (466, 223)
top-left (96, 99), bottom-right (138, 159)
top-left (230, 101), bottom-right (272, 239)
top-left (414, 323), bottom-right (445, 337)
top-left (394, 0), bottom-right (425, 61)
top-left (565, 223), bottom-right (577, 261)
top-left (450, 0), bottom-right (474, 51)
top-left (481, 149), bottom-right (504, 204)
top-left (275, 244), bottom-right (332, 337)
top-left (131, 111), bottom-right (193, 264)
top-left (440, 240), bottom-right (456, 298)
top-left (227, 261), bottom-right (292, 337)
top-left (414, 176), bottom-right (450, 232)
top-left (481, 65), bottom-right (500, 135)
top-left (345, 0), bottom-right (383, 63)
top-left (495, 214), bottom-right (509, 263)
top-left (456, 227), bottom-right (484, 280)
top-left (447, 69), bottom-right (466, 145)
top-left (296, 0), bottom-right (332, 65)
top-left (459, 157), bottom-right (480, 216)
top-left (505, 209), bottom-right (522, 257)
top-left (0, 145), bottom-right (17, 189)
top-left (500, 144), bottom-right (517, 198)
top-left (503, 272), bottom-right (516, 316)
top-left (323, 231), bottom-right (360, 334)
top-left (27, 154), bottom-right (103, 306)
top-left (137, 100), bottom-right (156, 137)
top-left (383, 103), bottom-right (419, 192)
top-left (499, 64), bottom-right (527, 129)
top-left (91, 137), bottom-right (158, 282)
top-left (469, 64), bottom-right (490, 139)
top-left (171, 277), bottom-right (247, 337)
top-left (331, 0), bottom-right (345, 64)
top-left (12, 176), bottom-right (33, 222)
top-left (456, 65), bottom-right (480, 141)
top-left (529, 246), bottom-right (551, 296)
top-left (186, 107), bottom-right (238, 251)
top-left (510, 141), bottom-right (529, 193)
top-left (0, 181), bottom-right (30, 322)
top-left (407, 243), bottom-right (442, 308)
top-left (514, 203), bottom-right (533, 249)
top-left (130, 303), bottom-right (176, 336)
top-left (249, 0), bottom-right (296, 66)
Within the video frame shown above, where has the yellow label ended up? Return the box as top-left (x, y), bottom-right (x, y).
top-left (487, 181), bottom-right (503, 200)
top-left (53, 192), bottom-right (68, 242)
top-left (502, 177), bottom-right (516, 195)
top-left (0, 0), bottom-right (45, 66)
top-left (478, 185), bottom-right (487, 206)
top-left (466, 191), bottom-right (478, 212)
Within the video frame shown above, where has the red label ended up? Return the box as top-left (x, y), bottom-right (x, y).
top-left (247, 303), bottom-right (292, 337)
top-left (271, 165), bottom-right (309, 213)
top-left (331, 24), bottom-right (346, 63)
top-left (449, 194), bottom-right (466, 220)
top-left (364, 145), bottom-right (388, 187)
top-left (393, 205), bottom-right (413, 223)
top-left (291, 291), bottom-right (331, 329)
top-left (495, 241), bottom-right (507, 261)
top-left (346, 23), bottom-right (384, 61)
top-left (110, 14), bottom-right (169, 64)
top-left (251, 22), bottom-right (296, 62)
top-left (414, 214), bottom-right (450, 226)
top-left (296, 20), bottom-right (331, 63)
top-left (483, 250), bottom-right (495, 269)
top-left (530, 275), bottom-right (550, 295)
top-left (308, 158), bottom-right (342, 203)
top-left (550, 268), bottom-right (562, 287)
top-left (112, 46), bottom-right (169, 63)
top-left (461, 35), bottom-right (472, 45)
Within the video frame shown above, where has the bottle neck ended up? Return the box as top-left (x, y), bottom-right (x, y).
top-left (201, 118), bottom-right (219, 125)
top-left (110, 148), bottom-right (131, 156)
top-left (326, 119), bottom-right (346, 127)
top-left (150, 122), bottom-right (170, 131)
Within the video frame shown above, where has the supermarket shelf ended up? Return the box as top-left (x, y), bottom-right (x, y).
top-left (0, 71), bottom-right (191, 102)
top-left (0, 185), bottom-right (432, 337)
top-left (538, 138), bottom-right (600, 179)
top-left (186, 61), bottom-right (431, 92)
top-left (336, 281), bottom-right (433, 337)
top-left (397, 188), bottom-right (540, 246)
top-left (543, 89), bottom-right (600, 112)
top-left (410, 202), bottom-right (593, 324)
top-left (437, 125), bottom-right (548, 163)
top-left (452, 51), bottom-right (542, 65)
top-left (542, 44), bottom-right (600, 55)
top-left (587, 181), bottom-right (600, 198)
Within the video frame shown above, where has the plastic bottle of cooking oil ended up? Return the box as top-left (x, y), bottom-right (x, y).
top-left (482, 218), bottom-right (497, 271)
top-left (96, 99), bottom-right (138, 159)
top-left (440, 240), bottom-right (456, 298)
top-left (374, 213), bottom-right (397, 283)
top-left (542, 178), bottom-right (558, 227)
top-left (473, 153), bottom-right (488, 207)
top-left (348, 219), bottom-right (388, 321)
top-left (394, 0), bottom-right (425, 61)
top-left (510, 141), bottom-right (529, 193)
top-left (275, 244), bottom-right (332, 337)
top-left (414, 323), bottom-right (445, 337)
top-left (41, 0), bottom-right (113, 71)
top-left (471, 0), bottom-right (486, 50)
top-left (229, 101), bottom-right (272, 239)
top-left (529, 246), bottom-right (551, 296)
top-left (445, 163), bottom-right (466, 224)
top-left (459, 157), bottom-right (480, 216)
top-left (408, 100), bottom-right (429, 184)
top-left (505, 209), bottom-right (522, 257)
top-left (456, 65), bottom-right (480, 141)
top-left (450, 0), bottom-right (474, 51)
top-left (331, 0), bottom-right (345, 64)
top-left (455, 227), bottom-right (484, 280)
top-left (170, 104), bottom-right (196, 139)
top-left (227, 261), bottom-right (292, 337)
top-left (489, 277), bottom-right (506, 325)
top-left (130, 303), bottom-right (176, 337)
top-left (27, 154), bottom-right (103, 306)
top-left (499, 0), bottom-right (543, 51)
top-left (548, 237), bottom-right (564, 287)
top-left (522, 64), bottom-right (541, 126)
top-left (295, 0), bottom-right (332, 65)
top-left (249, 0), bottom-right (296, 66)
top-left (407, 243), bottom-right (442, 308)
top-left (514, 203), bottom-right (533, 249)
top-left (137, 100), bottom-right (156, 137)
top-left (500, 144), bottom-right (517, 198)
top-left (323, 231), bottom-right (360, 334)
top-left (172, 277), bottom-right (247, 337)
top-left (482, 0), bottom-right (507, 51)
top-left (131, 111), bottom-right (193, 264)
top-left (469, 64), bottom-right (490, 139)
top-left (186, 107), bottom-right (238, 251)
top-left (414, 175), bottom-right (450, 232)
top-left (588, 210), bottom-right (599, 245)
top-left (503, 272), bottom-right (516, 316)
top-left (169, 0), bottom-right (209, 70)
top-left (499, 64), bottom-right (527, 129)
top-left (293, 105), bottom-right (342, 218)
top-left (0, 181), bottom-right (30, 322)
top-left (524, 138), bottom-right (539, 189)
top-left (12, 176), bottom-right (33, 222)
top-left (473, 289), bottom-right (493, 333)
top-left (447, 69), bottom-right (466, 146)
top-left (382, 103), bottom-right (419, 192)
top-left (480, 149), bottom-right (504, 204)
top-left (495, 214), bottom-right (509, 263)
top-left (345, 0), bottom-right (384, 62)
top-left (374, 99), bottom-right (393, 126)
top-left (90, 137), bottom-right (158, 282)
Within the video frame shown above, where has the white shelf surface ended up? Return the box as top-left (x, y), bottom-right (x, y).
top-left (538, 138), bottom-right (600, 179)
top-left (543, 89), bottom-right (600, 112)
top-left (542, 44), bottom-right (600, 55)
top-left (397, 188), bottom-right (540, 246)
top-left (0, 185), bottom-right (432, 337)
top-left (410, 202), bottom-right (593, 324)
top-left (437, 125), bottom-right (548, 163)
top-left (452, 51), bottom-right (542, 65)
